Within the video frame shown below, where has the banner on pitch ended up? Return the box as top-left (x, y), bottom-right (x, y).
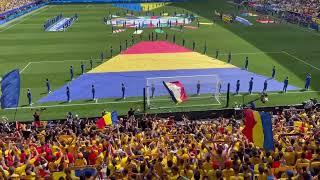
top-left (1, 69), bottom-right (20, 109)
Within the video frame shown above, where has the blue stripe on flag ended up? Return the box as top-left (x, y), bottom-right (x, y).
top-left (260, 112), bottom-right (274, 151)
top-left (111, 111), bottom-right (118, 124)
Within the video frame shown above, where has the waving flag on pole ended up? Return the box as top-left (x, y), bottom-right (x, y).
top-left (163, 81), bottom-right (188, 104)
top-left (242, 109), bottom-right (274, 151)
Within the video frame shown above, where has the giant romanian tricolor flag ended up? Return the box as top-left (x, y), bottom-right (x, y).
top-left (38, 41), bottom-right (298, 103)
top-left (242, 109), bottom-right (274, 151)
top-left (163, 81), bottom-right (188, 103)
top-left (96, 111), bottom-right (118, 129)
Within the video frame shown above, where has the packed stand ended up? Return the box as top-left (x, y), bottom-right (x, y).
top-left (250, 0), bottom-right (320, 17)
top-left (0, 107), bottom-right (319, 179)
top-left (0, 0), bottom-right (35, 14)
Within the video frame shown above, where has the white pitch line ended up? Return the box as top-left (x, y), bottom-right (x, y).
top-left (5, 99), bottom-right (144, 110)
top-left (0, 5), bottom-right (51, 33)
top-left (220, 51), bottom-right (282, 56)
top-left (282, 51), bottom-right (320, 71)
top-left (30, 59), bottom-right (100, 64)
top-left (238, 90), bottom-right (320, 96)
top-left (19, 59), bottom-right (100, 74)
top-left (150, 103), bottom-right (222, 110)
top-left (20, 62), bottom-right (32, 73)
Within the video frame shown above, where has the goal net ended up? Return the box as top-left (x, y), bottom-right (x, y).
top-left (146, 75), bottom-right (222, 109)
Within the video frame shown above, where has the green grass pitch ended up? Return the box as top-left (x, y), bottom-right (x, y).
top-left (0, 0), bottom-right (319, 121)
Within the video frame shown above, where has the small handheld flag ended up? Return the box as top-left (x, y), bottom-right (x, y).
top-left (96, 111), bottom-right (119, 129)
top-left (163, 81), bottom-right (188, 104)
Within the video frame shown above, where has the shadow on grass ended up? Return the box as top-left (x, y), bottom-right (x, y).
top-left (171, 0), bottom-right (320, 94)
top-left (59, 101), bottom-right (69, 104)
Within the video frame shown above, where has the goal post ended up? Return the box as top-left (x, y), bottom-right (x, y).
top-left (145, 75), bottom-right (222, 109)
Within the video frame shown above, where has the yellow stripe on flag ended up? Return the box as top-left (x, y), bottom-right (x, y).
top-left (252, 111), bottom-right (264, 148)
top-left (89, 52), bottom-right (236, 73)
top-left (103, 112), bottom-right (112, 125)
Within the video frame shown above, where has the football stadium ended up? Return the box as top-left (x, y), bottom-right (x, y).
top-left (0, 0), bottom-right (320, 179)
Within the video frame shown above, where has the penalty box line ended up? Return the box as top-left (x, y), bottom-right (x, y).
top-left (20, 59), bottom-right (100, 74)
top-left (19, 51), bottom-right (284, 74)
top-left (281, 51), bottom-right (320, 71)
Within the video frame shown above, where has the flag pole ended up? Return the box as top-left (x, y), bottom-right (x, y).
top-left (143, 87), bottom-right (146, 112)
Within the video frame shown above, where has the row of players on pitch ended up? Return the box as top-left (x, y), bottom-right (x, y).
top-left (25, 63), bottom-right (312, 106)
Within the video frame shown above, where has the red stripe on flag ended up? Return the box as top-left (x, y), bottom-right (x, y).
top-left (242, 109), bottom-right (256, 142)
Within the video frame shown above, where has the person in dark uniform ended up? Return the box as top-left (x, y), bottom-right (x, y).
top-left (244, 56), bottom-right (249, 70)
top-left (91, 84), bottom-right (96, 101)
top-left (227, 52), bottom-right (232, 63)
top-left (121, 83), bottom-right (126, 99)
top-left (283, 77), bottom-right (289, 93)
top-left (70, 66), bottom-right (74, 80)
top-left (182, 39), bottom-right (185, 46)
top-left (66, 86), bottom-right (71, 102)
top-left (151, 84), bottom-right (155, 98)
top-left (305, 73), bottom-right (311, 90)
top-left (110, 46), bottom-right (113, 58)
top-left (235, 80), bottom-right (240, 95)
top-left (100, 52), bottom-right (104, 62)
top-left (248, 77), bottom-right (254, 94)
top-left (90, 58), bottom-right (93, 70)
top-left (216, 50), bottom-right (219, 59)
top-left (81, 62), bottom-right (85, 75)
top-left (27, 88), bottom-right (32, 106)
top-left (46, 78), bottom-right (51, 94)
top-left (196, 80), bottom-right (200, 95)
top-left (263, 80), bottom-right (268, 93)
top-left (192, 41), bottom-right (195, 51)
top-left (203, 42), bottom-right (207, 54)
top-left (271, 66), bottom-right (276, 79)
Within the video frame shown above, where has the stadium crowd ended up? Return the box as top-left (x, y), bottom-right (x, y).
top-left (251, 0), bottom-right (320, 17)
top-left (0, 106), bottom-right (319, 179)
top-left (0, 0), bottom-right (35, 14)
